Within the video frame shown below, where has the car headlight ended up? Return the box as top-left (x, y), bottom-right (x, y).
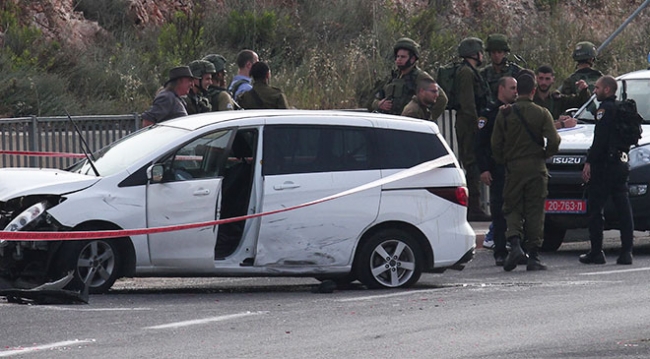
top-left (4, 201), bottom-right (47, 232)
top-left (628, 145), bottom-right (650, 169)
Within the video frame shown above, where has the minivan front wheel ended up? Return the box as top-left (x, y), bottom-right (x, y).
top-left (356, 229), bottom-right (423, 289)
top-left (55, 239), bottom-right (121, 294)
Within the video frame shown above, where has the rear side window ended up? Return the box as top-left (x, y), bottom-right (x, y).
top-left (263, 125), bottom-right (373, 175)
top-left (376, 128), bottom-right (448, 169)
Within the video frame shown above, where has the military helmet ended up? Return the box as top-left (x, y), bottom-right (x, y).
top-left (202, 54), bottom-right (228, 73)
top-left (458, 37), bottom-right (484, 57)
top-left (393, 37), bottom-right (420, 59)
top-left (572, 41), bottom-right (597, 61)
top-left (188, 59), bottom-right (216, 78)
top-left (485, 34), bottom-right (510, 52)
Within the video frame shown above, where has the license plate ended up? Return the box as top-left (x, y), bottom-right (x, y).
top-left (545, 199), bottom-right (587, 214)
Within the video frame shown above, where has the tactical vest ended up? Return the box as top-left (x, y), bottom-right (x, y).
top-left (561, 68), bottom-right (602, 95)
top-left (379, 68), bottom-right (421, 115)
top-left (481, 61), bottom-right (522, 102)
top-left (461, 63), bottom-right (491, 112)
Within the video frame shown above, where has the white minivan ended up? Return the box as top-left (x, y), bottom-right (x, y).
top-left (0, 110), bottom-right (475, 293)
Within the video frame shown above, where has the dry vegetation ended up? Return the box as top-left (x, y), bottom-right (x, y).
top-left (1, 0), bottom-right (649, 117)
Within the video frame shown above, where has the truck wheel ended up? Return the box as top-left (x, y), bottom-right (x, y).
top-left (541, 224), bottom-right (566, 252)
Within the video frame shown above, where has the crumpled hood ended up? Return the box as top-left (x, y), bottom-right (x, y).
top-left (0, 168), bottom-right (100, 201)
top-left (557, 124), bottom-right (650, 152)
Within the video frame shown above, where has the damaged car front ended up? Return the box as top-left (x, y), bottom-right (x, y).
top-left (0, 170), bottom-right (100, 290)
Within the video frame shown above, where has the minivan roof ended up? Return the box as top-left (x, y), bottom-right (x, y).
top-left (161, 109), bottom-right (436, 132)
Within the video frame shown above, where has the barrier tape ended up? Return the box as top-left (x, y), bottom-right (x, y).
top-left (0, 150), bottom-right (86, 159)
top-left (0, 154), bottom-right (456, 241)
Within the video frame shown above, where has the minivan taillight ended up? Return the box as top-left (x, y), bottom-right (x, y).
top-left (427, 186), bottom-right (468, 206)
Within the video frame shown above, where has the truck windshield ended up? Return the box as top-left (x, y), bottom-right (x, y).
top-left (577, 78), bottom-right (650, 122)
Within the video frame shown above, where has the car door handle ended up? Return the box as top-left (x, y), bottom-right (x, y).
top-left (193, 188), bottom-right (211, 196)
top-left (273, 182), bottom-right (301, 190)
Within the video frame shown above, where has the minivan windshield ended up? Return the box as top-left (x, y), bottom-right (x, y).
top-left (576, 78), bottom-right (650, 122)
top-left (68, 125), bottom-right (189, 176)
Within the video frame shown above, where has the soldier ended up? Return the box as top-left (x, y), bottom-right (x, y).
top-left (202, 54), bottom-right (237, 111)
top-left (141, 66), bottom-right (195, 127)
top-left (456, 37), bottom-right (492, 221)
top-left (370, 37), bottom-right (448, 117)
top-left (480, 34), bottom-right (522, 102)
top-left (401, 78), bottom-right (444, 121)
top-left (579, 75), bottom-right (634, 265)
top-left (238, 61), bottom-right (289, 109)
top-left (491, 74), bottom-right (561, 271)
top-left (560, 41), bottom-right (603, 95)
top-left (475, 76), bottom-right (518, 266)
top-left (229, 49), bottom-right (259, 100)
top-left (534, 64), bottom-right (590, 128)
top-left (186, 60), bottom-right (215, 115)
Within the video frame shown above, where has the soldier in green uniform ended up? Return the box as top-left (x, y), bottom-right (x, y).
top-left (202, 54), bottom-right (237, 111)
top-left (186, 60), bottom-right (214, 115)
top-left (534, 64), bottom-right (590, 126)
top-left (480, 34), bottom-right (522, 102)
top-left (456, 37), bottom-right (492, 221)
top-left (401, 78), bottom-right (444, 121)
top-left (370, 38), bottom-right (448, 117)
top-left (560, 41), bottom-right (603, 95)
top-left (491, 74), bottom-right (561, 271)
top-left (238, 61), bottom-right (290, 109)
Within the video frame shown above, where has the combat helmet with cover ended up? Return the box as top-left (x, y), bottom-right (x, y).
top-left (485, 34), bottom-right (510, 52)
top-left (573, 41), bottom-right (597, 61)
top-left (393, 37), bottom-right (420, 59)
top-left (202, 54), bottom-right (227, 73)
top-left (458, 37), bottom-right (484, 57)
top-left (188, 59), bottom-right (216, 79)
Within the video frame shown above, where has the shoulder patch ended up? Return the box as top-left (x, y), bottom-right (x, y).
top-left (596, 109), bottom-right (605, 120)
top-left (478, 117), bottom-right (487, 129)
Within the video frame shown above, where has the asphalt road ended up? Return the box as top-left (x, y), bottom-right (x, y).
top-left (2, 233), bottom-right (650, 358)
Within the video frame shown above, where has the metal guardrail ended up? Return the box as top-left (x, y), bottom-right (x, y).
top-left (0, 114), bottom-right (140, 169)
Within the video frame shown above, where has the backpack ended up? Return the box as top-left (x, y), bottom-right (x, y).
top-left (614, 99), bottom-right (644, 147)
top-left (436, 62), bottom-right (462, 110)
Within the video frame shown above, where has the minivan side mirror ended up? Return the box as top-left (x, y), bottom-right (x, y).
top-left (147, 163), bottom-right (165, 183)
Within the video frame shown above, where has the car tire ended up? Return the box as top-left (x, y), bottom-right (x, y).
top-left (355, 229), bottom-right (423, 289)
top-left (54, 239), bottom-right (121, 294)
top-left (541, 224), bottom-right (566, 252)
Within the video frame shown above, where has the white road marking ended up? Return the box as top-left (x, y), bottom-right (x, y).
top-left (0, 339), bottom-right (94, 357)
top-left (144, 311), bottom-right (267, 330)
top-left (34, 306), bottom-right (152, 312)
top-left (580, 266), bottom-right (650, 276)
top-left (337, 289), bottom-right (445, 302)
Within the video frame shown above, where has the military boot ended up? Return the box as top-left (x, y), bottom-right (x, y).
top-left (503, 236), bottom-right (525, 272)
top-left (526, 250), bottom-right (547, 271)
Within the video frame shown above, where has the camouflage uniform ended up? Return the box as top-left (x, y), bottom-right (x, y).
top-left (238, 82), bottom-right (289, 109)
top-left (491, 98), bottom-right (560, 252)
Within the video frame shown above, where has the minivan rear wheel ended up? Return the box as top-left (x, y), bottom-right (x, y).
top-left (355, 229), bottom-right (423, 289)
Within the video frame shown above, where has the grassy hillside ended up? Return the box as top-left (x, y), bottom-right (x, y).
top-left (1, 0), bottom-right (649, 117)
